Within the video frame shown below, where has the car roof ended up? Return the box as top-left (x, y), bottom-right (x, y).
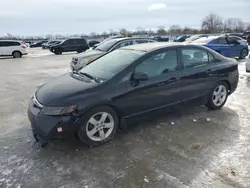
top-left (111, 37), bottom-right (155, 42)
top-left (121, 42), bottom-right (207, 52)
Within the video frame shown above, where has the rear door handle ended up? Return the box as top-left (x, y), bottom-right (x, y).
top-left (206, 69), bottom-right (213, 73)
top-left (168, 77), bottom-right (180, 83)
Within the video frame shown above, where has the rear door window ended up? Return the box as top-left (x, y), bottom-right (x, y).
top-left (181, 48), bottom-right (210, 68)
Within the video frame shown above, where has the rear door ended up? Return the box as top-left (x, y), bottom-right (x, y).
top-left (226, 37), bottom-right (242, 57)
top-left (180, 47), bottom-right (219, 106)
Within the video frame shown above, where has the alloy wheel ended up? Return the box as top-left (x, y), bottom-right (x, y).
top-left (86, 112), bottom-right (114, 141)
top-left (212, 85), bottom-right (227, 106)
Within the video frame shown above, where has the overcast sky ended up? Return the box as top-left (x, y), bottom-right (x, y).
top-left (0, 0), bottom-right (249, 36)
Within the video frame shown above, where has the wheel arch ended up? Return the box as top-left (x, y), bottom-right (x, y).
top-left (219, 79), bottom-right (231, 93)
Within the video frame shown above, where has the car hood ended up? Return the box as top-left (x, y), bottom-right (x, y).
top-left (36, 73), bottom-right (98, 105)
top-left (74, 50), bottom-right (105, 59)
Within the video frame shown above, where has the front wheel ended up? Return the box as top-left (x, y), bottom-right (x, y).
top-left (206, 82), bottom-right (228, 110)
top-left (239, 48), bottom-right (248, 59)
top-left (55, 49), bottom-right (62, 55)
top-left (77, 106), bottom-right (119, 146)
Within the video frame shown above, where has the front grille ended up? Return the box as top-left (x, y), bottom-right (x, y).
top-left (72, 58), bottom-right (78, 65)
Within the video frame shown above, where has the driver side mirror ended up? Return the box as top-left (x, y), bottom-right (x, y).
top-left (132, 72), bottom-right (149, 81)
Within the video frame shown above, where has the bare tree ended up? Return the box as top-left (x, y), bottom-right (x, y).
top-left (168, 25), bottom-right (182, 34)
top-left (246, 23), bottom-right (250, 31)
top-left (201, 13), bottom-right (223, 33)
top-left (224, 18), bottom-right (245, 32)
top-left (119, 28), bottom-right (128, 36)
top-left (157, 26), bottom-right (167, 35)
top-left (6, 33), bottom-right (12, 39)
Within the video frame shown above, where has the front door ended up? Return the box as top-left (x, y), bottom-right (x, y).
top-left (119, 48), bottom-right (183, 118)
top-left (180, 47), bottom-right (219, 106)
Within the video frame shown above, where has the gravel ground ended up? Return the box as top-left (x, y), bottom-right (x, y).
top-left (0, 48), bottom-right (250, 188)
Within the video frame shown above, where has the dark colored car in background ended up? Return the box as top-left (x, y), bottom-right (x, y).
top-left (242, 31), bottom-right (250, 44)
top-left (174, 35), bottom-right (190, 42)
top-left (28, 43), bottom-right (238, 147)
top-left (88, 40), bottom-right (100, 47)
top-left (152, 36), bottom-right (169, 42)
top-left (50, 38), bottom-right (89, 55)
top-left (30, 40), bottom-right (48, 48)
top-left (193, 36), bottom-right (249, 59)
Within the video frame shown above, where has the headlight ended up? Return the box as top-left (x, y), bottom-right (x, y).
top-left (79, 57), bottom-right (94, 66)
top-left (40, 105), bottom-right (77, 115)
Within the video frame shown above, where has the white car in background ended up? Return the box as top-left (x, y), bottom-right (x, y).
top-left (70, 37), bottom-right (156, 71)
top-left (0, 40), bottom-right (28, 58)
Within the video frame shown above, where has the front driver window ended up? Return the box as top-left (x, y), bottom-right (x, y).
top-left (135, 49), bottom-right (178, 78)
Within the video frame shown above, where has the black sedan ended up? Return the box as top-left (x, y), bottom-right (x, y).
top-left (28, 43), bottom-right (238, 147)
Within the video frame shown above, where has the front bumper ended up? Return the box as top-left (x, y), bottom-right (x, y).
top-left (27, 99), bottom-right (77, 143)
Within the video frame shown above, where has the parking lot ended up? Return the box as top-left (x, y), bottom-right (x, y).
top-left (1, 48), bottom-right (250, 188)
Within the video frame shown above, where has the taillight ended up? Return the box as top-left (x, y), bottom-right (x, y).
top-left (21, 45), bottom-right (27, 49)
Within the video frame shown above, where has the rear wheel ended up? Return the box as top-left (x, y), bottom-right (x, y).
top-left (206, 82), bottom-right (228, 110)
top-left (77, 106), bottom-right (119, 146)
top-left (239, 48), bottom-right (248, 59)
top-left (55, 49), bottom-right (62, 55)
top-left (12, 51), bottom-right (22, 58)
top-left (77, 48), bottom-right (84, 53)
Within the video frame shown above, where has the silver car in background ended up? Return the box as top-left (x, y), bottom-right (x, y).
top-left (70, 37), bottom-right (156, 71)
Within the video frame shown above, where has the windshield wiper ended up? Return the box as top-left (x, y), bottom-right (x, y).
top-left (79, 72), bottom-right (100, 83)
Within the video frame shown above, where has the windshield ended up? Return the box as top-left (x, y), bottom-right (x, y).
top-left (95, 40), bottom-right (118, 52)
top-left (79, 49), bottom-right (144, 80)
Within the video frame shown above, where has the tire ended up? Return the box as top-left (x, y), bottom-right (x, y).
top-left (77, 48), bottom-right (84, 53)
top-left (77, 106), bottom-right (119, 146)
top-left (55, 49), bottom-right (62, 55)
top-left (12, 51), bottom-right (22, 58)
top-left (239, 48), bottom-right (248, 59)
top-left (206, 82), bottom-right (229, 110)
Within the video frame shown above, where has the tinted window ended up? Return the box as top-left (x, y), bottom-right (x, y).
top-left (0, 41), bottom-right (20, 46)
top-left (76, 39), bottom-right (87, 44)
top-left (181, 48), bottom-right (209, 68)
top-left (64, 39), bottom-right (75, 45)
top-left (135, 40), bottom-right (149, 44)
top-left (214, 37), bottom-right (227, 44)
top-left (80, 49), bottom-right (144, 80)
top-left (227, 37), bottom-right (239, 45)
top-left (135, 49), bottom-right (178, 78)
